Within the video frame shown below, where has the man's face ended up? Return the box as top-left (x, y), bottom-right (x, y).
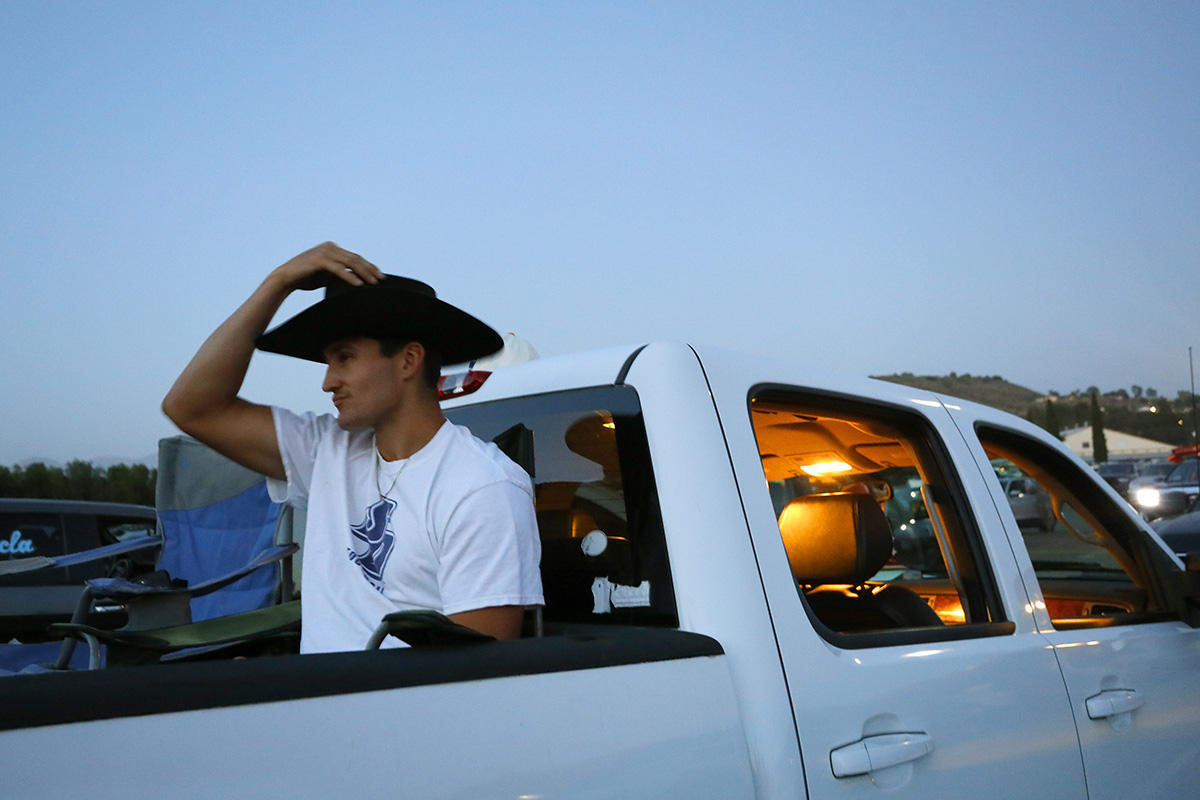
top-left (320, 337), bottom-right (404, 430)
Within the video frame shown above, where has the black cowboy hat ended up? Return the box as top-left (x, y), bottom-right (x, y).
top-left (255, 274), bottom-right (503, 365)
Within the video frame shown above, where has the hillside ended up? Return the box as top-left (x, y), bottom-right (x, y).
top-left (873, 373), bottom-right (1195, 447)
top-left (872, 372), bottom-right (1042, 417)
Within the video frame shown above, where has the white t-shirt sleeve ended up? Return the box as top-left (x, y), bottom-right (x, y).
top-left (437, 478), bottom-right (544, 616)
top-left (266, 407), bottom-right (327, 509)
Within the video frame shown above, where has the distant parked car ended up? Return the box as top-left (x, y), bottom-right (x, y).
top-left (1133, 459), bottom-right (1200, 520)
top-left (1096, 461), bottom-right (1138, 496)
top-left (1127, 461), bottom-right (1177, 499)
top-left (1000, 476), bottom-right (1055, 530)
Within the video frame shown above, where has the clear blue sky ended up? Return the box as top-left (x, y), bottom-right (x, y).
top-left (2, 2), bottom-right (1197, 464)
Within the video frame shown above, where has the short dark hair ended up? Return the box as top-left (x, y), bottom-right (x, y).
top-left (378, 339), bottom-right (442, 392)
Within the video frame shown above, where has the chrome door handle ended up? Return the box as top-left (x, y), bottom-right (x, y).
top-left (1086, 689), bottom-right (1143, 720)
top-left (830, 732), bottom-right (934, 778)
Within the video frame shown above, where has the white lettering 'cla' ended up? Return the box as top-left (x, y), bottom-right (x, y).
top-left (0, 531), bottom-right (37, 555)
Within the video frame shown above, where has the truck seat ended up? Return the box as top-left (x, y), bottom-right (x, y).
top-left (778, 493), bottom-right (942, 632)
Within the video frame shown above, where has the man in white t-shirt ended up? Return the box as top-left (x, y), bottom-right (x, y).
top-left (162, 242), bottom-right (543, 652)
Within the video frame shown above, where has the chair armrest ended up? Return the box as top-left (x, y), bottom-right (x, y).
top-left (366, 609), bottom-right (495, 649)
top-left (0, 536), bottom-right (163, 577)
top-left (86, 543), bottom-right (298, 601)
top-left (49, 600), bottom-right (302, 659)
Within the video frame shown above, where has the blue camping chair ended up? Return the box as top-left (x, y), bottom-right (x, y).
top-left (153, 434), bottom-right (298, 622)
top-left (4, 437), bottom-right (301, 672)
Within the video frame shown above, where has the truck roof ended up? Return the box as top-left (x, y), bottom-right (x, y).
top-left (440, 342), bottom-right (648, 407)
top-left (0, 498), bottom-right (156, 518)
top-left (443, 339), bottom-right (1009, 428)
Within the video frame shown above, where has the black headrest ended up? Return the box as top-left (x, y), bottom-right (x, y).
top-left (778, 493), bottom-right (893, 585)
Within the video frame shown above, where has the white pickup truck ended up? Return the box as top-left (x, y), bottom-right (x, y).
top-left (4, 341), bottom-right (1199, 799)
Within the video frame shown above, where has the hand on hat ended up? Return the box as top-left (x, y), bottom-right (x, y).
top-left (271, 241), bottom-right (384, 292)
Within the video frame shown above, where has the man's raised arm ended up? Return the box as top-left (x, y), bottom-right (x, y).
top-left (161, 242), bottom-right (382, 479)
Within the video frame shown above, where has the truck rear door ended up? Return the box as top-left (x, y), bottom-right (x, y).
top-left (945, 404), bottom-right (1200, 800)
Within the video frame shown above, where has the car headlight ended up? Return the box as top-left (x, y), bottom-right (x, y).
top-left (1135, 487), bottom-right (1161, 508)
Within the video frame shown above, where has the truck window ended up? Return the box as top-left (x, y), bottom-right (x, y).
top-left (446, 386), bottom-right (677, 629)
top-left (1166, 460), bottom-right (1198, 485)
top-left (749, 390), bottom-right (1003, 640)
top-left (976, 425), bottom-right (1174, 629)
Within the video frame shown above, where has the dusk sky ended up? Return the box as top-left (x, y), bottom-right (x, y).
top-left (2, 2), bottom-right (1197, 465)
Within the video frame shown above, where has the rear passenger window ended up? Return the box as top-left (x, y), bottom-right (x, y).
top-left (977, 425), bottom-right (1175, 629)
top-left (446, 386), bottom-right (677, 629)
top-left (97, 516), bottom-right (160, 579)
top-left (750, 391), bottom-right (1003, 643)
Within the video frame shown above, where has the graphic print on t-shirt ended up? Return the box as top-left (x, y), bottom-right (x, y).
top-left (348, 498), bottom-right (397, 592)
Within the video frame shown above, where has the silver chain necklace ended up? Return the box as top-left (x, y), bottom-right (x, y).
top-left (374, 440), bottom-right (408, 499)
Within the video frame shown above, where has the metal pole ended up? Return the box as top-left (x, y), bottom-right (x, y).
top-left (1190, 347), bottom-right (1198, 500)
top-left (1190, 346), bottom-right (1197, 445)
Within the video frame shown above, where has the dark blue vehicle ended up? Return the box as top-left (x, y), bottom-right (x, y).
top-left (0, 498), bottom-right (159, 634)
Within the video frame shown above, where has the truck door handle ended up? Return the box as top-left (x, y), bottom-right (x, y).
top-left (830, 732), bottom-right (934, 778)
top-left (1085, 689), bottom-right (1143, 720)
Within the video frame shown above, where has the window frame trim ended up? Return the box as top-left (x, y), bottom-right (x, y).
top-left (746, 383), bottom-right (1010, 646)
top-left (444, 383), bottom-right (680, 628)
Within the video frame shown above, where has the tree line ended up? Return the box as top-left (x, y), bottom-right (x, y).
top-left (0, 461), bottom-right (157, 506)
top-left (1030, 389), bottom-right (1197, 459)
